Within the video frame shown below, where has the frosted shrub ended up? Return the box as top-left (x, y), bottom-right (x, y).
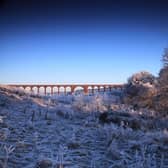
top-left (55, 144), bottom-right (70, 168)
top-left (107, 139), bottom-right (122, 160)
top-left (53, 95), bottom-right (74, 104)
top-left (127, 71), bottom-right (156, 85)
top-left (72, 95), bottom-right (92, 112)
top-left (55, 105), bottom-right (74, 119)
top-left (0, 144), bottom-right (15, 168)
top-left (72, 94), bottom-right (108, 113)
top-left (124, 71), bottom-right (157, 108)
top-left (92, 95), bottom-right (108, 113)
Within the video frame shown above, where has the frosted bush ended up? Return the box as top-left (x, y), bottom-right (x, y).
top-left (124, 71), bottom-right (157, 108)
top-left (128, 71), bottom-right (156, 85)
top-left (55, 105), bottom-right (74, 118)
top-left (52, 95), bottom-right (74, 104)
top-left (72, 94), bottom-right (108, 113)
top-left (0, 144), bottom-right (15, 168)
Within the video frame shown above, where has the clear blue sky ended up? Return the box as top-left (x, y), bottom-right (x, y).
top-left (0, 0), bottom-right (168, 84)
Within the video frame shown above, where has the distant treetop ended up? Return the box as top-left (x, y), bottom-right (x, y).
top-left (162, 48), bottom-right (168, 67)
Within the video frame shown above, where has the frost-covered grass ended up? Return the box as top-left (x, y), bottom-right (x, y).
top-left (0, 86), bottom-right (167, 168)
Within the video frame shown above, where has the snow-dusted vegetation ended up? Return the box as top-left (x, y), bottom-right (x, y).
top-left (0, 85), bottom-right (167, 168)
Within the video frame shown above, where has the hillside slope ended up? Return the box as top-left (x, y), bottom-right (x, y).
top-left (0, 86), bottom-right (168, 168)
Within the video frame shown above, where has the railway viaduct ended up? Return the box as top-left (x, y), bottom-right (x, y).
top-left (8, 84), bottom-right (124, 95)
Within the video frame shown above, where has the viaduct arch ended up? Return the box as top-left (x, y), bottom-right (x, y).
top-left (8, 84), bottom-right (124, 95)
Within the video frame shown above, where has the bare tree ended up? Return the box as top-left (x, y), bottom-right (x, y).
top-left (162, 48), bottom-right (168, 67)
top-left (155, 48), bottom-right (168, 113)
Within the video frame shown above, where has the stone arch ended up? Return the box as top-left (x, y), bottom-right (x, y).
top-left (74, 86), bottom-right (84, 94)
top-left (39, 86), bottom-right (45, 95)
top-left (17, 86), bottom-right (24, 93)
top-left (102, 85), bottom-right (107, 92)
top-left (46, 86), bottom-right (51, 96)
top-left (19, 86), bottom-right (24, 91)
top-left (53, 86), bottom-right (58, 95)
top-left (32, 86), bottom-right (38, 94)
top-left (94, 86), bottom-right (98, 93)
top-left (106, 86), bottom-right (111, 92)
top-left (25, 86), bottom-right (31, 93)
top-left (88, 86), bottom-right (93, 94)
top-left (65, 86), bottom-right (71, 94)
top-left (100, 86), bottom-right (104, 92)
top-left (112, 85), bottom-right (120, 91)
top-left (59, 86), bottom-right (65, 94)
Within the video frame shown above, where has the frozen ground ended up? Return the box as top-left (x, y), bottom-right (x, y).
top-left (0, 85), bottom-right (168, 168)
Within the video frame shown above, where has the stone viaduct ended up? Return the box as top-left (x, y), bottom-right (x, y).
top-left (8, 84), bottom-right (124, 95)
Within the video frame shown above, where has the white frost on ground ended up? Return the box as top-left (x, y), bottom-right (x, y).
top-left (0, 85), bottom-right (168, 168)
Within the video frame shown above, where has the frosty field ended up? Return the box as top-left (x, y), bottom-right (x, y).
top-left (0, 85), bottom-right (168, 168)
